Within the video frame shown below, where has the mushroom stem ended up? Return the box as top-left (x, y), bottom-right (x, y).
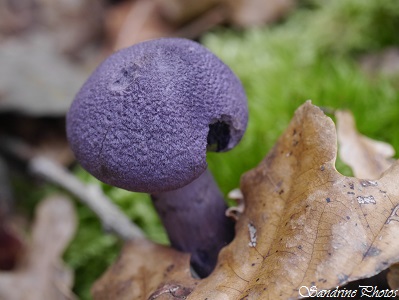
top-left (151, 168), bottom-right (234, 278)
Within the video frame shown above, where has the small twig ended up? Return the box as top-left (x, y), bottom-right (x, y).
top-left (0, 136), bottom-right (144, 240)
top-left (29, 156), bottom-right (145, 240)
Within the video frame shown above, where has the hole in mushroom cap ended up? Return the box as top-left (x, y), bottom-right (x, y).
top-left (207, 121), bottom-right (230, 152)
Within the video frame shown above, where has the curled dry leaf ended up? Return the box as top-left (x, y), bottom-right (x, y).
top-left (93, 101), bottom-right (399, 299)
top-left (106, 0), bottom-right (175, 52)
top-left (336, 110), bottom-right (395, 180)
top-left (191, 101), bottom-right (399, 299)
top-left (225, 0), bottom-right (297, 27)
top-left (155, 0), bottom-right (296, 28)
top-left (0, 195), bottom-right (77, 300)
top-left (92, 239), bottom-right (198, 300)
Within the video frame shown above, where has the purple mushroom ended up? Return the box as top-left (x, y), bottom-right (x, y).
top-left (66, 38), bottom-right (248, 277)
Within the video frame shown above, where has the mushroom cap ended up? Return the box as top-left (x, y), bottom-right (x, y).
top-left (66, 38), bottom-right (248, 193)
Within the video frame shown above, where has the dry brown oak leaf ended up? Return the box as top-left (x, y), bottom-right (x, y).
top-left (93, 101), bottom-right (399, 299)
top-left (92, 240), bottom-right (199, 299)
top-left (189, 101), bottom-right (399, 299)
top-left (336, 109), bottom-right (399, 293)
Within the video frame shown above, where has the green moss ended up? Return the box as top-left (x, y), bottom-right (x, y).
top-left (63, 167), bottom-right (168, 299)
top-left (203, 2), bottom-right (399, 194)
top-left (64, 212), bottom-right (120, 300)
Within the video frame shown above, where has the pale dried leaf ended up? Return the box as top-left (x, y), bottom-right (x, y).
top-left (336, 110), bottom-right (395, 179)
top-left (92, 239), bottom-right (198, 300)
top-left (30, 195), bottom-right (76, 264)
top-left (107, 0), bottom-right (175, 52)
top-left (189, 101), bottom-right (399, 299)
top-left (155, 0), bottom-right (220, 25)
top-left (0, 0), bottom-right (102, 116)
top-left (226, 0), bottom-right (297, 27)
top-left (0, 34), bottom-right (87, 116)
top-left (37, 0), bottom-right (104, 58)
top-left (0, 195), bottom-right (77, 300)
top-left (155, 0), bottom-right (296, 28)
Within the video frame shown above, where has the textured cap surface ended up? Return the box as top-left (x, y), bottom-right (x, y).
top-left (67, 38), bottom-right (248, 193)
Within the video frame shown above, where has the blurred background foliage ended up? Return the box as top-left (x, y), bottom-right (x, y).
top-left (2, 0), bottom-right (399, 299)
top-left (206, 0), bottom-right (399, 195)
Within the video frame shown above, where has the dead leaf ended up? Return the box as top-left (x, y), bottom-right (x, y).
top-left (106, 0), bottom-right (297, 53)
top-left (0, 33), bottom-right (88, 116)
top-left (92, 239), bottom-right (198, 300)
top-left (156, 0), bottom-right (296, 28)
top-left (225, 0), bottom-right (297, 27)
top-left (0, 195), bottom-right (77, 300)
top-left (336, 110), bottom-right (395, 180)
top-left (106, 0), bottom-right (175, 52)
top-left (189, 101), bottom-right (399, 299)
top-left (336, 109), bottom-right (399, 295)
top-left (155, 0), bottom-right (220, 25)
top-left (0, 0), bottom-right (103, 116)
top-left (38, 0), bottom-right (104, 59)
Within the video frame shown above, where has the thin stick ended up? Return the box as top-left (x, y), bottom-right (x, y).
top-left (0, 137), bottom-right (144, 240)
top-left (29, 156), bottom-right (144, 240)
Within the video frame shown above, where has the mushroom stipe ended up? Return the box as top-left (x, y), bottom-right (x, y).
top-left (152, 169), bottom-right (235, 277)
